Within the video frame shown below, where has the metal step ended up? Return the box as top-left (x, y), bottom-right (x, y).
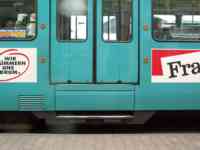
top-left (56, 114), bottom-right (134, 120)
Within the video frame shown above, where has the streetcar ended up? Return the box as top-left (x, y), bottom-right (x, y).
top-left (0, 0), bottom-right (200, 124)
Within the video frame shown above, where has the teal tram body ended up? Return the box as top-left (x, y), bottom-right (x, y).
top-left (0, 0), bottom-right (200, 122)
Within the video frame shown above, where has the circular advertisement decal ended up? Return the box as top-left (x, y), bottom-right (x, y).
top-left (0, 49), bottom-right (30, 82)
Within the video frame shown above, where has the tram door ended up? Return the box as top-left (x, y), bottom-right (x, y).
top-left (51, 0), bottom-right (138, 84)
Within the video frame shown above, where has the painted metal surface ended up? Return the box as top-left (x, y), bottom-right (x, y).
top-left (0, 0), bottom-right (54, 111)
top-left (56, 91), bottom-right (134, 111)
top-left (135, 0), bottom-right (200, 110)
top-left (0, 0), bottom-right (200, 112)
top-left (51, 0), bottom-right (94, 83)
top-left (96, 0), bottom-right (139, 83)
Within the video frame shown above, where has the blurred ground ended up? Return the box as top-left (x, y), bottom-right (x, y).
top-left (0, 133), bottom-right (200, 150)
top-left (0, 112), bottom-right (200, 150)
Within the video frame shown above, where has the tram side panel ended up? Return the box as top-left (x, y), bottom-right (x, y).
top-left (0, 0), bottom-right (54, 111)
top-left (135, 0), bottom-right (200, 111)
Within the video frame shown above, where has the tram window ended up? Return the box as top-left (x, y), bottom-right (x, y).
top-left (102, 0), bottom-right (132, 42)
top-left (153, 0), bottom-right (200, 41)
top-left (0, 0), bottom-right (36, 40)
top-left (57, 0), bottom-right (87, 41)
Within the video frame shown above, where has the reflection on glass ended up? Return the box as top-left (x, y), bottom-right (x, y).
top-left (103, 16), bottom-right (117, 40)
top-left (57, 0), bottom-right (87, 41)
top-left (103, 0), bottom-right (132, 42)
top-left (153, 0), bottom-right (200, 41)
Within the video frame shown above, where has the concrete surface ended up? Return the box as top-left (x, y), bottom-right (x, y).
top-left (0, 133), bottom-right (199, 150)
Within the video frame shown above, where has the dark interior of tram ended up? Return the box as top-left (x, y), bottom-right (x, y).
top-left (0, 0), bottom-right (35, 28)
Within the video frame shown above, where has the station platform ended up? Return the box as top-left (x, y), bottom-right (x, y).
top-left (0, 133), bottom-right (200, 150)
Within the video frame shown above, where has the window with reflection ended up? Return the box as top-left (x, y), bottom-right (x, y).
top-left (103, 0), bottom-right (132, 42)
top-left (153, 0), bottom-right (200, 41)
top-left (57, 0), bottom-right (87, 41)
top-left (0, 0), bottom-right (36, 40)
